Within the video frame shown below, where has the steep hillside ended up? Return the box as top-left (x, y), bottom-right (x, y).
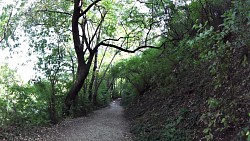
top-left (125, 60), bottom-right (250, 140)
top-left (117, 1), bottom-right (250, 140)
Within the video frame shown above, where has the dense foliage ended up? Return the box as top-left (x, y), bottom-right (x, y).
top-left (109, 0), bottom-right (250, 140)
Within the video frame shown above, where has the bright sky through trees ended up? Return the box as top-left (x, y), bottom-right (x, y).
top-left (0, 0), bottom-right (36, 83)
top-left (0, 0), bottom-right (150, 83)
top-left (0, 0), bottom-right (189, 83)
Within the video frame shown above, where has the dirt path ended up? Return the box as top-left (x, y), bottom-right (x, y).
top-left (46, 100), bottom-right (133, 141)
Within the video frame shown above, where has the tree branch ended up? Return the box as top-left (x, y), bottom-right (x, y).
top-left (136, 0), bottom-right (155, 5)
top-left (81, 17), bottom-right (90, 51)
top-left (100, 36), bottom-right (136, 43)
top-left (89, 10), bottom-right (107, 45)
top-left (145, 21), bottom-right (158, 46)
top-left (36, 9), bottom-right (72, 16)
top-left (99, 42), bottom-right (159, 53)
top-left (96, 51), bottom-right (119, 89)
top-left (79, 0), bottom-right (102, 18)
top-left (0, 9), bottom-right (13, 43)
top-left (98, 46), bottom-right (108, 69)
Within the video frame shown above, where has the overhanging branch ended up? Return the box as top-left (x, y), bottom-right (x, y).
top-left (89, 11), bottom-right (107, 45)
top-left (99, 42), bottom-right (159, 53)
top-left (36, 9), bottom-right (72, 16)
top-left (101, 36), bottom-right (136, 43)
top-left (136, 0), bottom-right (155, 5)
top-left (79, 0), bottom-right (102, 18)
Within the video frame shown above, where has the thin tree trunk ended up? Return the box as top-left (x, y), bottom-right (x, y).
top-left (96, 51), bottom-right (119, 92)
top-left (68, 50), bottom-right (76, 82)
top-left (88, 51), bottom-right (98, 102)
top-left (92, 50), bottom-right (99, 106)
top-left (93, 75), bottom-right (99, 106)
top-left (93, 51), bottom-right (118, 106)
top-left (49, 81), bottom-right (57, 124)
top-left (103, 77), bottom-right (115, 97)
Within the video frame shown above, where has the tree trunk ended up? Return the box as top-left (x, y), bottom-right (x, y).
top-left (92, 50), bottom-right (99, 106)
top-left (63, 0), bottom-right (92, 116)
top-left (49, 81), bottom-right (57, 124)
top-left (96, 51), bottom-right (118, 90)
top-left (63, 61), bottom-right (93, 116)
top-left (68, 51), bottom-right (76, 82)
top-left (103, 77), bottom-right (115, 98)
top-left (88, 51), bottom-right (98, 102)
top-left (93, 78), bottom-right (98, 106)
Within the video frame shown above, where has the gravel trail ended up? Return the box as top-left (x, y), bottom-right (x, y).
top-left (46, 100), bottom-right (132, 141)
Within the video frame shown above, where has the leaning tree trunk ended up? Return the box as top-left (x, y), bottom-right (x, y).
top-left (63, 0), bottom-right (95, 116)
top-left (63, 62), bottom-right (93, 116)
top-left (63, 10), bottom-right (95, 114)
